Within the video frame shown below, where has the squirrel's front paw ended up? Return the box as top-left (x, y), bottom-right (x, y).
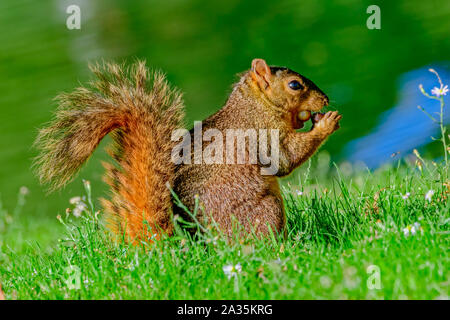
top-left (313, 111), bottom-right (342, 136)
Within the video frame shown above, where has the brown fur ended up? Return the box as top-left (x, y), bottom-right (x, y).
top-left (34, 61), bottom-right (184, 241)
top-left (34, 58), bottom-right (340, 242)
top-left (173, 59), bottom-right (340, 237)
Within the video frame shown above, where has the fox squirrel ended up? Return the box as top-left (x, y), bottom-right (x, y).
top-left (34, 58), bottom-right (341, 242)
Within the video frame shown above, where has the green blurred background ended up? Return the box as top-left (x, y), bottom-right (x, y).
top-left (0, 0), bottom-right (449, 215)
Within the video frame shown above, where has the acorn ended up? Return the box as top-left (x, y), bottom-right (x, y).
top-left (297, 110), bottom-right (311, 121)
top-left (312, 112), bottom-right (325, 123)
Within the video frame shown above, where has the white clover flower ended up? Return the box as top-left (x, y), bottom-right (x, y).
top-left (402, 192), bottom-right (410, 200)
top-left (431, 85), bottom-right (448, 97)
top-left (296, 190), bottom-right (303, 196)
top-left (425, 190), bottom-right (435, 202)
top-left (223, 263), bottom-right (242, 280)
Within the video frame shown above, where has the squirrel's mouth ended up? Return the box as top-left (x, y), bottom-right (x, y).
top-left (293, 105), bottom-right (325, 130)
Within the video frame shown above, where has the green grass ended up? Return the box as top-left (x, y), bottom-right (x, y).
top-left (0, 160), bottom-right (448, 300)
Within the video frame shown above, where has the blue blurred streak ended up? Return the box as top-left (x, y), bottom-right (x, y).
top-left (344, 64), bottom-right (450, 169)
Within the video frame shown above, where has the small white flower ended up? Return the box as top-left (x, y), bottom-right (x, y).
top-left (296, 190), bottom-right (303, 196)
top-left (223, 263), bottom-right (242, 280)
top-left (425, 190), bottom-right (435, 202)
top-left (403, 222), bottom-right (423, 237)
top-left (403, 225), bottom-right (417, 236)
top-left (69, 196), bottom-right (87, 217)
top-left (402, 226), bottom-right (411, 237)
top-left (69, 196), bottom-right (82, 205)
top-left (431, 85), bottom-right (448, 97)
top-left (72, 202), bottom-right (87, 217)
top-left (19, 186), bottom-right (29, 195)
top-left (402, 192), bottom-right (410, 200)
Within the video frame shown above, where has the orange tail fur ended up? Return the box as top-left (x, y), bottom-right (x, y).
top-left (33, 61), bottom-right (184, 241)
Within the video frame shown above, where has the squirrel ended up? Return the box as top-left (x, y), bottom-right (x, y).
top-left (34, 58), bottom-right (341, 242)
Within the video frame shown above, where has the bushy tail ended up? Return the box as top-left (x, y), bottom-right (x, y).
top-left (33, 61), bottom-right (184, 241)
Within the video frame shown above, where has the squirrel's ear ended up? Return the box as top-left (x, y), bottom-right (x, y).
top-left (251, 58), bottom-right (271, 90)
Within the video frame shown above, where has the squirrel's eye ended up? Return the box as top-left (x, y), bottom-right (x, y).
top-left (288, 80), bottom-right (304, 91)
